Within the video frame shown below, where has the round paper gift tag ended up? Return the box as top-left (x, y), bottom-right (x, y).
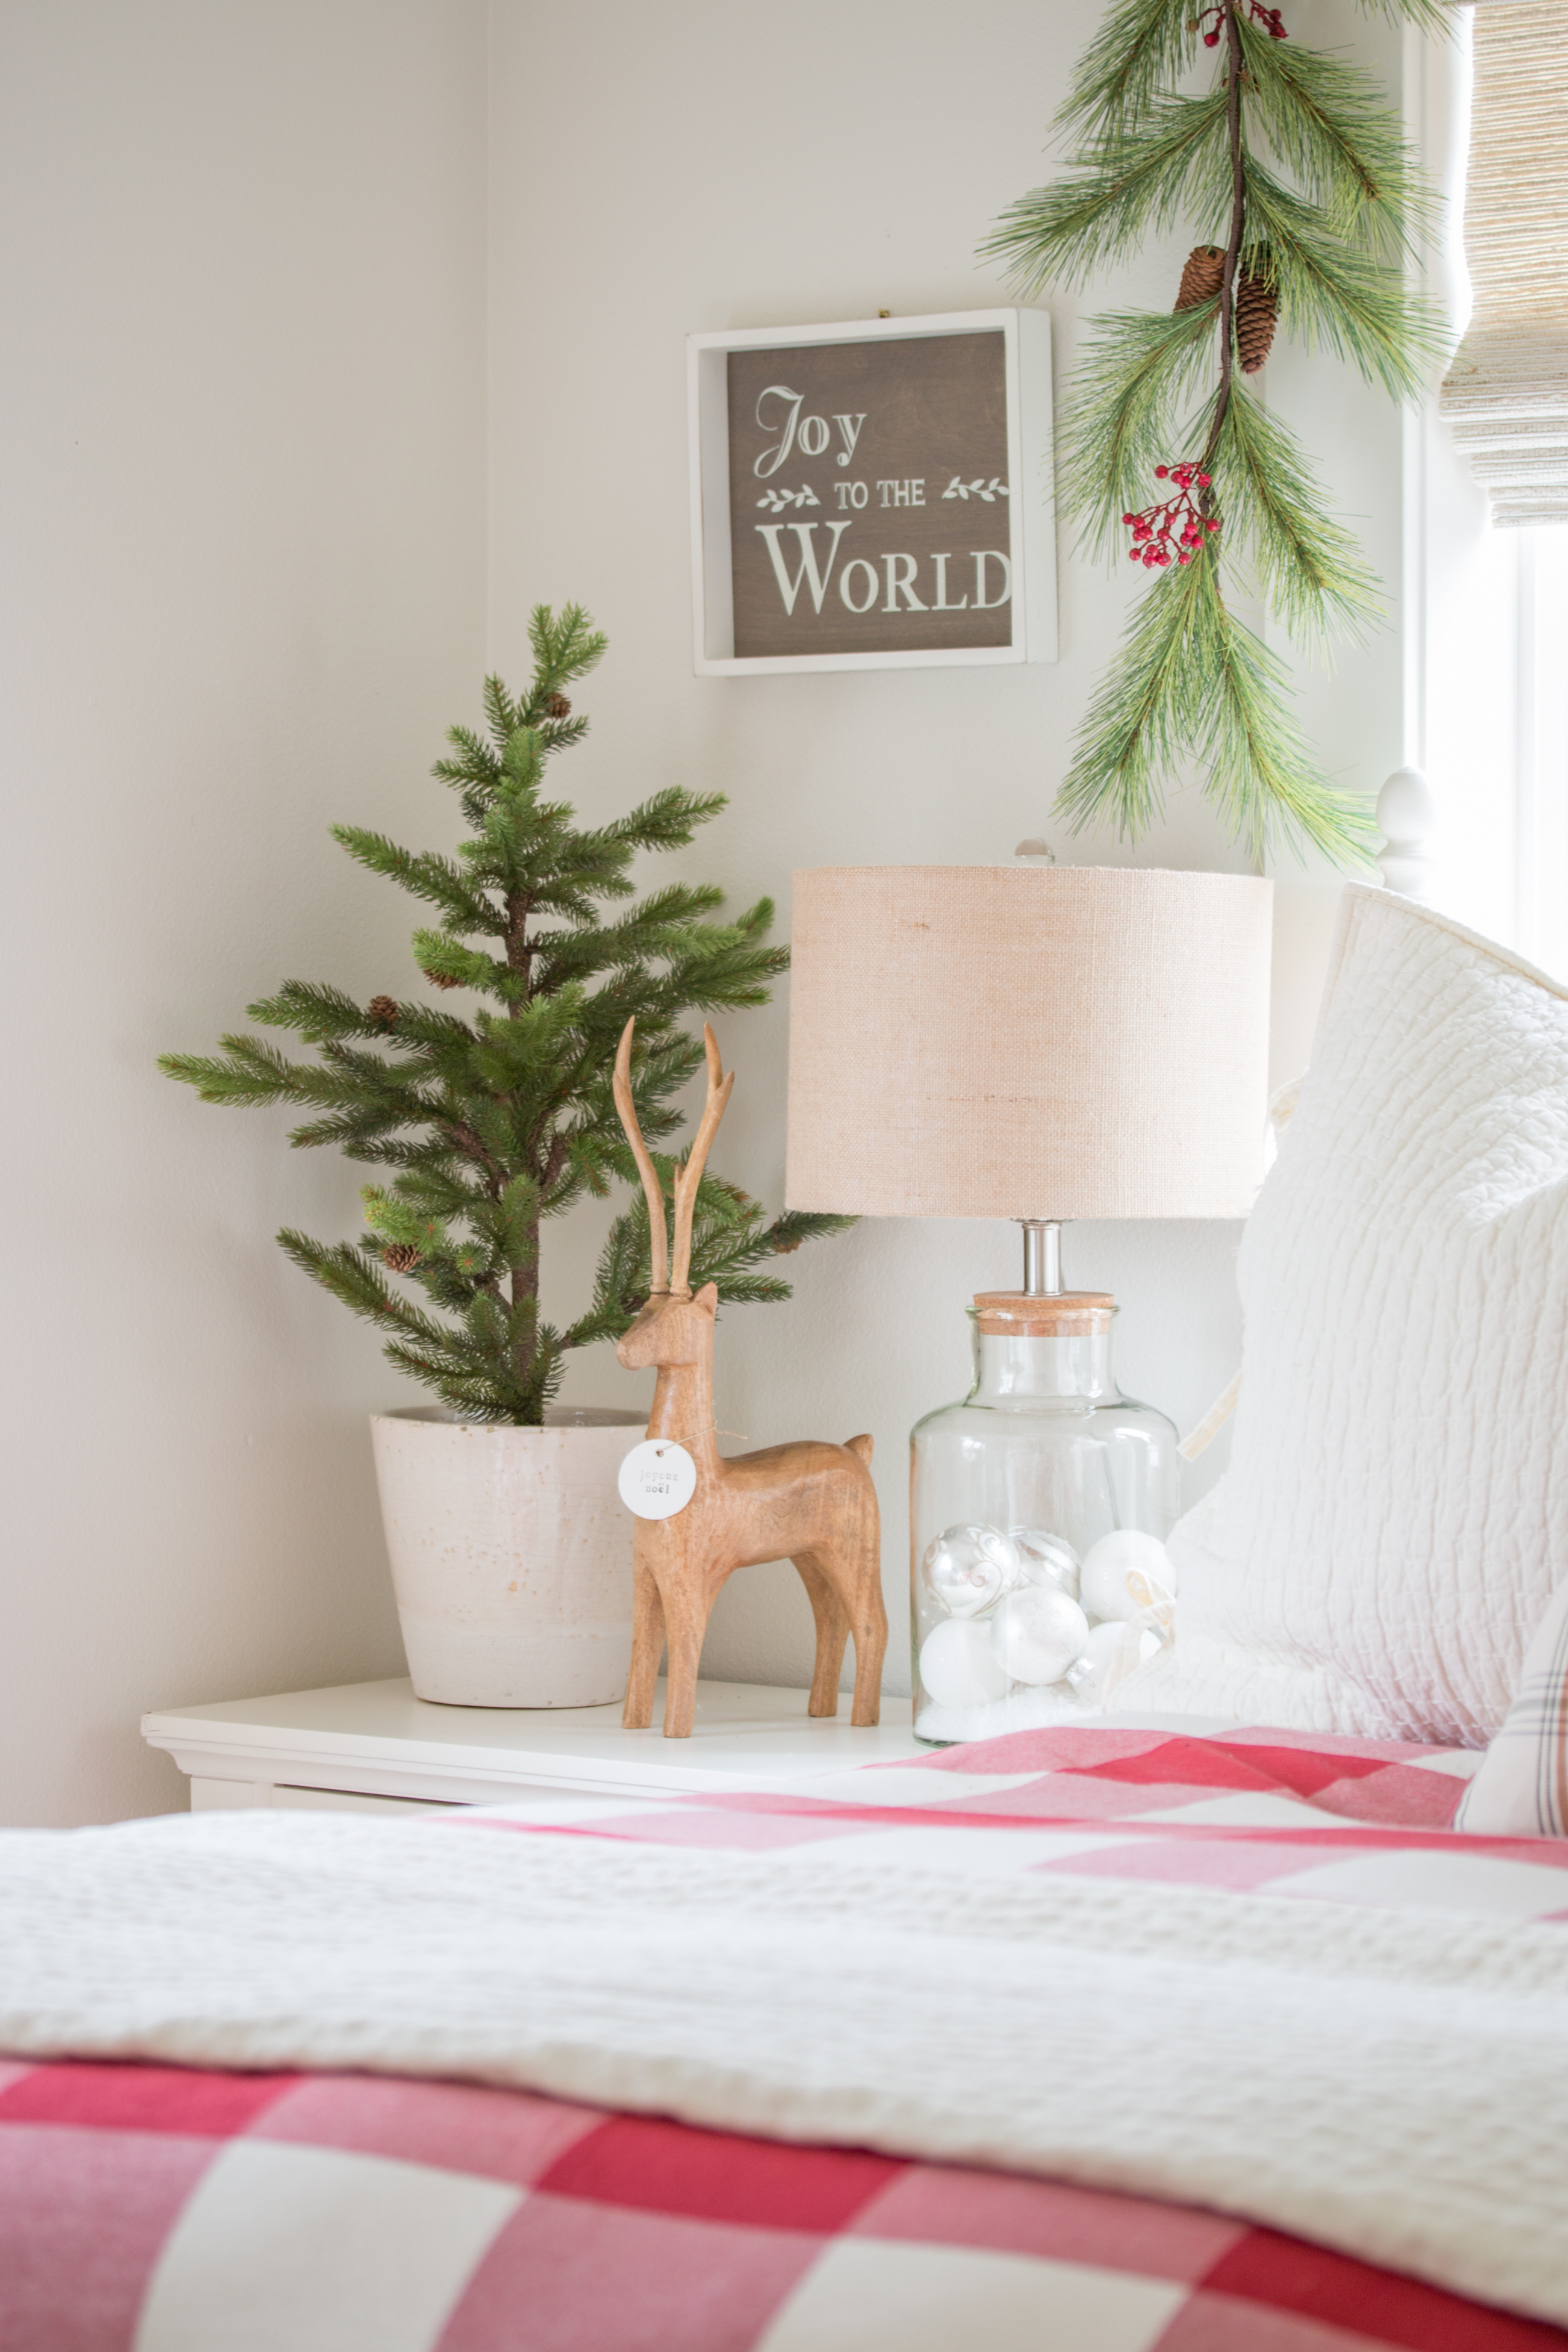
top-left (617, 1440), bottom-right (697, 1520)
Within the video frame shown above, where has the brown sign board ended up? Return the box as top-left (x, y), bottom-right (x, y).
top-left (688, 311), bottom-right (1055, 676)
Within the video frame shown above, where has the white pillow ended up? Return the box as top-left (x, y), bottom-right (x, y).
top-left (1456, 1580), bottom-right (1568, 1834)
top-left (1127, 883), bottom-right (1568, 1746)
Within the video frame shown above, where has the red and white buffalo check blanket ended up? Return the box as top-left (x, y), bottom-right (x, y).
top-left (4, 1722), bottom-right (1568, 2351)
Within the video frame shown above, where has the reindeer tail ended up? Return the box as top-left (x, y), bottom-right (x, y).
top-left (844, 1433), bottom-right (874, 1466)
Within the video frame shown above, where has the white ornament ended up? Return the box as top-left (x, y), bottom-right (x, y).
top-left (1080, 1528), bottom-right (1175, 1623)
top-left (918, 1618), bottom-right (1011, 1708)
top-left (992, 1586), bottom-right (1090, 1686)
top-left (617, 1440), bottom-right (697, 1520)
top-left (1071, 1618), bottom-right (1166, 1702)
top-left (1008, 1528), bottom-right (1081, 1601)
top-left (1071, 1619), bottom-right (1133, 1699)
top-left (921, 1523), bottom-right (1017, 1618)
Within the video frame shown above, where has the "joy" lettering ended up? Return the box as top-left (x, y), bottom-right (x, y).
top-left (754, 389), bottom-right (869, 479)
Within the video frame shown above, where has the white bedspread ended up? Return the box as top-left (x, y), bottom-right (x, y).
top-left (2, 1808), bottom-right (1567, 2328)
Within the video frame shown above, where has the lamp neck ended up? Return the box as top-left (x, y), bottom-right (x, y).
top-left (971, 1325), bottom-right (1117, 1404)
top-left (969, 1288), bottom-right (1119, 1404)
top-left (1019, 1219), bottom-right (1065, 1296)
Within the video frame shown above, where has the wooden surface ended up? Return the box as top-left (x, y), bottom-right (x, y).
top-left (727, 330), bottom-right (1011, 659)
top-left (615, 1021), bottom-right (889, 1738)
top-left (143, 1677), bottom-right (924, 1811)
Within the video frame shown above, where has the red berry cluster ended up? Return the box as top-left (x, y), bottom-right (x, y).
top-left (1192, 0), bottom-right (1287, 44)
top-left (1123, 464), bottom-right (1221, 569)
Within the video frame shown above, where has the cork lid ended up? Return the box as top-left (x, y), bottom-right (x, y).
top-left (973, 1290), bottom-right (1116, 1337)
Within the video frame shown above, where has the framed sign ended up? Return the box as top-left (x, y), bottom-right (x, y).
top-left (688, 309), bottom-right (1055, 676)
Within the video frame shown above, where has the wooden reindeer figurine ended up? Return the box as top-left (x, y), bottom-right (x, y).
top-left (612, 1018), bottom-right (888, 1738)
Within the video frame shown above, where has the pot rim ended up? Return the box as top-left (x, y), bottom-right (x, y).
top-left (370, 1404), bottom-right (647, 1432)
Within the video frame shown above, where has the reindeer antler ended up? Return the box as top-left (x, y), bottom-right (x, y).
top-left (613, 1018), bottom-right (670, 1297)
top-left (671, 1024), bottom-right (735, 1296)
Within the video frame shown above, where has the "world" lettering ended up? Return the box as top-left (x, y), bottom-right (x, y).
top-left (753, 524), bottom-right (1010, 616)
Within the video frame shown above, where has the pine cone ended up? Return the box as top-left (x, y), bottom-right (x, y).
top-left (366, 994), bottom-right (399, 1030)
top-left (383, 1244), bottom-right (421, 1274)
top-left (1175, 246), bottom-right (1225, 311)
top-left (421, 968), bottom-right (463, 990)
top-left (543, 692), bottom-right (572, 720)
top-left (1236, 265), bottom-right (1278, 373)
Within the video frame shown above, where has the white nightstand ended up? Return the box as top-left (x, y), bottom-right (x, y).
top-left (142, 1678), bottom-right (926, 1815)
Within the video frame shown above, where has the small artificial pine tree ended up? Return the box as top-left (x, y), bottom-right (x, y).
top-left (161, 605), bottom-right (851, 1423)
top-left (983, 0), bottom-right (1444, 863)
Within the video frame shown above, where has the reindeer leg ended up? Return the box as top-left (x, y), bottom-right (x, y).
top-left (621, 1551), bottom-right (667, 1731)
top-left (659, 1581), bottom-right (709, 1739)
top-left (849, 1548), bottom-right (889, 1726)
top-left (792, 1552), bottom-right (850, 1718)
top-left (810, 1543), bottom-right (886, 1728)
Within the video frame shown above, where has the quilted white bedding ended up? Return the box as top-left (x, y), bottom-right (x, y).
top-left (4, 1727), bottom-right (1568, 2332)
top-left (1133, 883), bottom-right (1568, 1743)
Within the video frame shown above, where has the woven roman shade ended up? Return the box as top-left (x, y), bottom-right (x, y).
top-left (785, 867), bottom-right (1272, 1222)
top-left (1439, 0), bottom-right (1568, 526)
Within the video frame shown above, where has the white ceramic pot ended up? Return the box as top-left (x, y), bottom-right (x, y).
top-left (369, 1406), bottom-right (644, 1708)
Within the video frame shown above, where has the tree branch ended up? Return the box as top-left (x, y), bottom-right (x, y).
top-left (1202, 0), bottom-right (1248, 477)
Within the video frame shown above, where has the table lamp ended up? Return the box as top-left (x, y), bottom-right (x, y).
top-left (785, 863), bottom-right (1272, 1740)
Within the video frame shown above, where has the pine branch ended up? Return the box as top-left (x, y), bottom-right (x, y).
top-left (245, 981), bottom-right (376, 1043)
top-left (330, 830), bottom-right (504, 933)
top-left (762, 1210), bottom-right (858, 1256)
top-left (982, 91), bottom-right (1230, 295)
top-left (523, 603), bottom-right (608, 703)
top-left (482, 675), bottom-right (519, 745)
top-left (1236, 16), bottom-right (1436, 255)
top-left (1057, 547), bottom-right (1373, 864)
top-left (158, 1036), bottom-right (299, 1107)
top-left (1195, 0), bottom-right (1249, 476)
top-left (1186, 560), bottom-right (1378, 862)
top-left (1214, 387), bottom-right (1384, 644)
top-left (410, 931), bottom-right (512, 998)
top-left (1345, 0), bottom-right (1449, 32)
top-left (582, 786), bottom-right (731, 862)
top-left (1241, 164), bottom-right (1444, 398)
top-left (1057, 0), bottom-right (1200, 138)
top-left (564, 1176), bottom-right (854, 1352)
top-left (276, 1231), bottom-right (460, 1349)
top-left (1057, 553), bottom-right (1211, 841)
top-left (1059, 302), bottom-right (1223, 550)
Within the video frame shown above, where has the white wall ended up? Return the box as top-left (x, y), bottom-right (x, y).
top-left (0, 1), bottom-right (487, 1823)
top-left (1, 0), bottom-right (1406, 1823)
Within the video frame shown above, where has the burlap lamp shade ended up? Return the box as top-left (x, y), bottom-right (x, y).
top-left (785, 866), bottom-right (1273, 1230)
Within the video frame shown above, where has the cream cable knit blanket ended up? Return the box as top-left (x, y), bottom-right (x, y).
top-left (2, 1811), bottom-right (1565, 2329)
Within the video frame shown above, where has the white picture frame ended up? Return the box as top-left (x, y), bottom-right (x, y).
top-left (688, 308), bottom-right (1057, 677)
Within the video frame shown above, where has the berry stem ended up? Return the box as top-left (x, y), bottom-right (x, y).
top-left (1122, 464), bottom-right (1221, 567)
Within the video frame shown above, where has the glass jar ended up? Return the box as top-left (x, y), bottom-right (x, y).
top-left (910, 1292), bottom-right (1179, 1744)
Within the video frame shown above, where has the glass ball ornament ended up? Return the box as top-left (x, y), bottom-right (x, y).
top-left (992, 1586), bottom-right (1090, 1686)
top-left (921, 1523), bottom-right (1018, 1619)
top-left (1071, 1617), bottom-right (1164, 1701)
top-left (918, 1618), bottom-right (1010, 1708)
top-left (1080, 1529), bottom-right (1175, 1624)
top-left (1007, 1528), bottom-right (1081, 1601)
